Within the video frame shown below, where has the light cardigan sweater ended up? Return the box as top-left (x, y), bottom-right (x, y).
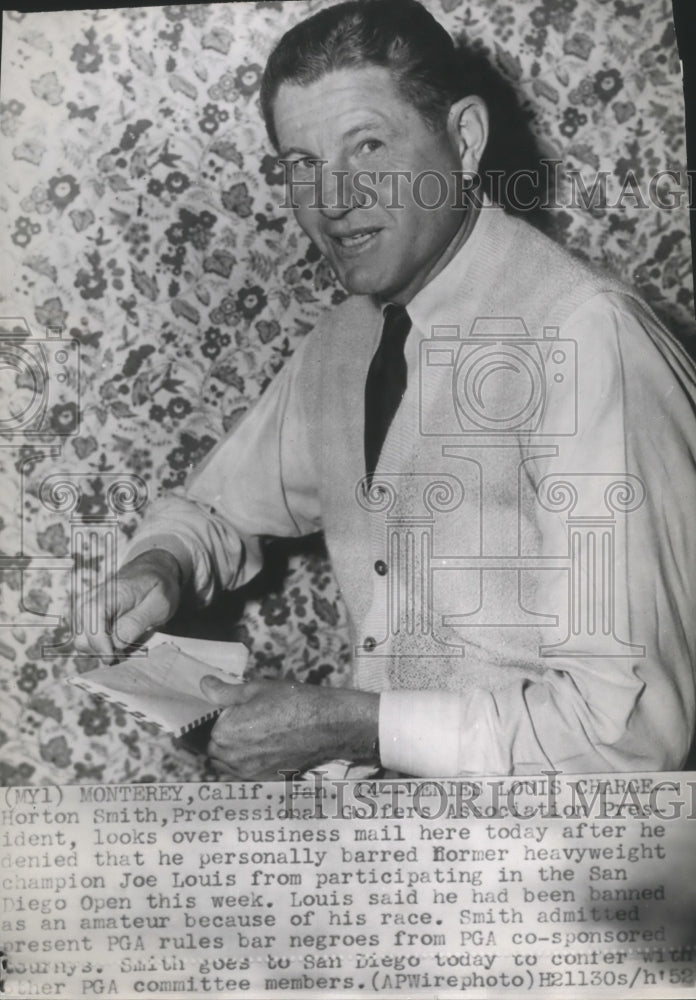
top-left (127, 204), bottom-right (696, 776)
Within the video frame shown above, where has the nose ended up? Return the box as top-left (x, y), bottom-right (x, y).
top-left (319, 160), bottom-right (366, 219)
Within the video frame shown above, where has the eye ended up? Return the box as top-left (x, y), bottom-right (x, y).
top-left (359, 139), bottom-right (383, 154)
top-left (281, 156), bottom-right (321, 175)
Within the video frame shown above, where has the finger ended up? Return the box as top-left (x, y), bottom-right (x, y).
top-left (73, 630), bottom-right (116, 660)
top-left (73, 587), bottom-right (114, 655)
top-left (73, 631), bottom-right (101, 655)
top-left (207, 743), bottom-right (265, 782)
top-left (113, 589), bottom-right (169, 648)
top-left (206, 736), bottom-right (246, 773)
top-left (200, 675), bottom-right (256, 706)
top-left (207, 754), bottom-right (242, 779)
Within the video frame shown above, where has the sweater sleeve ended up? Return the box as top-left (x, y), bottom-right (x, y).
top-left (124, 334), bottom-right (322, 604)
top-left (379, 293), bottom-right (696, 776)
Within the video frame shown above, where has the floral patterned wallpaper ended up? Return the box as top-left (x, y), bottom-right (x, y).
top-left (0, 0), bottom-right (692, 786)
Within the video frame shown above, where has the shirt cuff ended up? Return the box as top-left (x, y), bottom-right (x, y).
top-left (378, 690), bottom-right (462, 777)
top-left (379, 688), bottom-right (516, 777)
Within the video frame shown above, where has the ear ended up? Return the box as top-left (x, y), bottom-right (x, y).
top-left (447, 96), bottom-right (489, 173)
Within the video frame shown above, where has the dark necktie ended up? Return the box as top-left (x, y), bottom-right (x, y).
top-left (364, 304), bottom-right (412, 482)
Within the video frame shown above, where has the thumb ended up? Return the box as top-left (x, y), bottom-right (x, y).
top-left (200, 675), bottom-right (254, 706)
top-left (114, 589), bottom-right (169, 648)
top-left (114, 607), bottom-right (158, 649)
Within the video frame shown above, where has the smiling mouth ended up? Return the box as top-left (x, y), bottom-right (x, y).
top-left (331, 229), bottom-right (381, 252)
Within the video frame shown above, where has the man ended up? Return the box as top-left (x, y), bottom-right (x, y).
top-left (76, 0), bottom-right (696, 778)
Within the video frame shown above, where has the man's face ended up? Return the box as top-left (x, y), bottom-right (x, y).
top-left (273, 66), bottom-right (466, 304)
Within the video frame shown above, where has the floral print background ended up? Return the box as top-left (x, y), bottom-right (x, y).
top-left (0, 0), bottom-right (693, 786)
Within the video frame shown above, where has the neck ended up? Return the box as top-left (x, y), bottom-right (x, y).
top-left (377, 204), bottom-right (481, 309)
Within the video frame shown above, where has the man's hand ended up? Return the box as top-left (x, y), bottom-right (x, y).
top-left (73, 549), bottom-right (183, 659)
top-left (200, 676), bottom-right (379, 780)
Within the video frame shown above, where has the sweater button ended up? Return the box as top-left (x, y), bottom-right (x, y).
top-left (374, 560), bottom-right (388, 576)
top-left (363, 636), bottom-right (377, 652)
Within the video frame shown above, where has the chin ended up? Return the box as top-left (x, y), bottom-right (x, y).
top-left (336, 268), bottom-right (391, 298)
